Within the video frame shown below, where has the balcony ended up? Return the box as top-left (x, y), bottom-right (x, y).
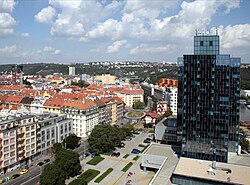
top-left (18, 150), bottom-right (25, 155)
top-left (18, 143), bottom-right (25, 148)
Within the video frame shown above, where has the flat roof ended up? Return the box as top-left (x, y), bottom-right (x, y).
top-left (145, 143), bottom-right (180, 185)
top-left (144, 143), bottom-right (174, 156)
top-left (173, 157), bottom-right (250, 184)
top-left (228, 152), bottom-right (250, 167)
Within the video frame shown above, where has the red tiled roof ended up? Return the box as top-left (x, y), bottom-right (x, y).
top-left (5, 95), bottom-right (24, 104)
top-left (113, 96), bottom-right (123, 103)
top-left (0, 95), bottom-right (9, 103)
top-left (146, 112), bottom-right (159, 119)
top-left (121, 89), bottom-right (144, 95)
top-left (87, 84), bottom-right (103, 90)
top-left (62, 99), bottom-right (96, 110)
top-left (44, 98), bottom-right (64, 108)
top-left (100, 97), bottom-right (109, 103)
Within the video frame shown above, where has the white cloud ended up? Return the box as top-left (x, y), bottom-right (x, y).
top-left (218, 24), bottom-right (250, 49)
top-left (106, 40), bottom-right (127, 53)
top-left (0, 0), bottom-right (16, 36)
top-left (43, 46), bottom-right (61, 55)
top-left (35, 6), bottom-right (56, 24)
top-left (0, 13), bottom-right (16, 36)
top-left (0, 44), bottom-right (16, 54)
top-left (0, 0), bottom-right (16, 12)
top-left (21, 32), bottom-right (29, 37)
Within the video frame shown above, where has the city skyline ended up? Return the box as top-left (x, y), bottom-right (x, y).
top-left (0, 0), bottom-right (250, 64)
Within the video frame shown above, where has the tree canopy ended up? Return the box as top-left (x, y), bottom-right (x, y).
top-left (88, 125), bottom-right (133, 154)
top-left (162, 109), bottom-right (173, 118)
top-left (132, 100), bottom-right (145, 109)
top-left (40, 144), bottom-right (81, 185)
top-left (40, 164), bottom-right (67, 185)
top-left (71, 80), bottom-right (89, 88)
top-left (64, 133), bottom-right (81, 150)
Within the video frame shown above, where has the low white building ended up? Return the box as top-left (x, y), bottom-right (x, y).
top-left (117, 89), bottom-right (144, 107)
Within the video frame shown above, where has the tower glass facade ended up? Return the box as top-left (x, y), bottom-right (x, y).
top-left (177, 32), bottom-right (240, 163)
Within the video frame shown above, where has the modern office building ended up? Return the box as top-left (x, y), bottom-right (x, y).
top-left (177, 30), bottom-right (240, 162)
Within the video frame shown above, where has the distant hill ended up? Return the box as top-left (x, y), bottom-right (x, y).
top-left (0, 63), bottom-right (250, 89)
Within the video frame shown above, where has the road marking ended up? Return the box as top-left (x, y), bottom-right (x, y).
top-left (20, 173), bottom-right (40, 185)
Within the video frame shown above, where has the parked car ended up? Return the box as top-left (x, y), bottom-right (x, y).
top-left (91, 152), bottom-right (96, 158)
top-left (19, 169), bottom-right (29, 175)
top-left (116, 142), bottom-right (125, 148)
top-left (84, 152), bottom-right (90, 157)
top-left (43, 159), bottom-right (50, 164)
top-left (138, 144), bottom-right (146, 147)
top-left (11, 174), bottom-right (20, 179)
top-left (133, 131), bottom-right (140, 135)
top-left (37, 162), bottom-right (44, 166)
top-left (131, 149), bottom-right (140, 154)
top-left (143, 139), bottom-right (151, 143)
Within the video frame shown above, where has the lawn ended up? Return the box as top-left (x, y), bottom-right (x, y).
top-left (94, 168), bottom-right (113, 183)
top-left (69, 169), bottom-right (100, 185)
top-left (133, 155), bottom-right (140, 161)
top-left (121, 162), bottom-right (133, 172)
top-left (102, 151), bottom-right (113, 156)
top-left (127, 111), bottom-right (144, 117)
top-left (123, 154), bottom-right (129, 158)
top-left (86, 156), bottom-right (105, 165)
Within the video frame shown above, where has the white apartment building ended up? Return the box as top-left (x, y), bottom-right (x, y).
top-left (167, 87), bottom-right (178, 116)
top-left (117, 89), bottom-right (144, 107)
top-left (38, 114), bottom-right (73, 155)
top-left (69, 66), bottom-right (75, 76)
top-left (60, 100), bottom-right (99, 138)
top-left (30, 98), bottom-right (46, 115)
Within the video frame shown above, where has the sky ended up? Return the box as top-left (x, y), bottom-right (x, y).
top-left (0, 0), bottom-right (250, 64)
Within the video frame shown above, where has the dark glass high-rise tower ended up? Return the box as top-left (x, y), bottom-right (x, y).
top-left (177, 31), bottom-right (240, 163)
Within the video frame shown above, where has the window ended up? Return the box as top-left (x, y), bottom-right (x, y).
top-left (4, 147), bottom-right (9, 152)
top-left (3, 132), bottom-right (8, 138)
top-left (31, 143), bottom-right (35, 148)
top-left (26, 145), bottom-right (30, 150)
top-left (31, 131), bottom-right (35, 136)
top-left (209, 41), bottom-right (213, 46)
top-left (4, 154), bottom-right (9, 159)
top-left (10, 138), bottom-right (15, 143)
top-left (10, 144), bottom-right (15, 150)
top-left (47, 141), bottom-right (50, 147)
top-left (10, 151), bottom-right (15, 157)
top-left (3, 140), bottom-right (9, 145)
top-left (200, 41), bottom-right (204, 46)
top-left (31, 125), bottom-right (35, 130)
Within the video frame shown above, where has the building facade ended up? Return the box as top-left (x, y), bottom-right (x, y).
top-left (178, 31), bottom-right (240, 162)
top-left (167, 87), bottom-right (178, 116)
top-left (69, 66), bottom-right (75, 76)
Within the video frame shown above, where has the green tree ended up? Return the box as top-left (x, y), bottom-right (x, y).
top-left (240, 137), bottom-right (249, 151)
top-left (71, 80), bottom-right (89, 88)
top-left (64, 134), bottom-right (81, 149)
top-left (88, 125), bottom-right (122, 153)
top-left (132, 101), bottom-right (145, 109)
top-left (55, 149), bottom-right (81, 177)
top-left (40, 164), bottom-right (67, 185)
top-left (240, 95), bottom-right (249, 101)
top-left (52, 143), bottom-right (63, 155)
top-left (162, 109), bottom-right (173, 118)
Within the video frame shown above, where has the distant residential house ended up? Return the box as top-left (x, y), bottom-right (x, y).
top-left (144, 112), bottom-right (160, 124)
top-left (156, 101), bottom-right (168, 115)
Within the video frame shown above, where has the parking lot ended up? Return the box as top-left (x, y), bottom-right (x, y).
top-left (67, 132), bottom-right (155, 185)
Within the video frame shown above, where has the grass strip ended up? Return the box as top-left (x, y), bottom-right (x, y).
top-left (94, 168), bottom-right (113, 183)
top-left (140, 144), bottom-right (150, 153)
top-left (123, 154), bottom-right (129, 159)
top-left (133, 155), bottom-right (140, 161)
top-left (69, 169), bottom-right (100, 185)
top-left (86, 156), bottom-right (104, 165)
top-left (102, 151), bottom-right (113, 156)
top-left (121, 162), bottom-right (133, 172)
